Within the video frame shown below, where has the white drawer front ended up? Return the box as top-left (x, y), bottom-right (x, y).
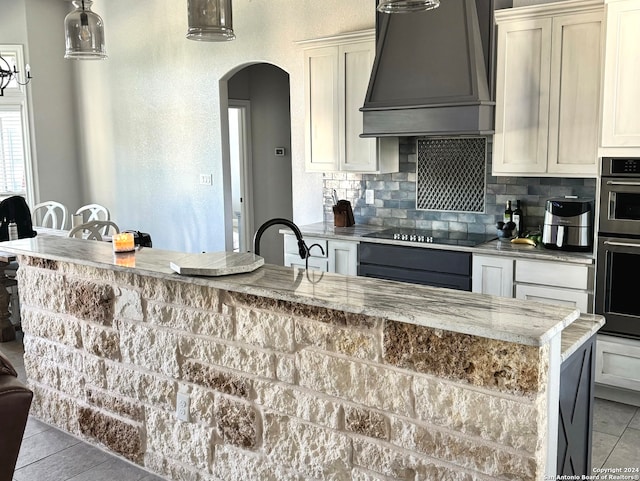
top-left (284, 235), bottom-right (327, 258)
top-left (284, 253), bottom-right (328, 272)
top-left (596, 336), bottom-right (640, 392)
top-left (515, 284), bottom-right (590, 313)
top-left (515, 259), bottom-right (590, 290)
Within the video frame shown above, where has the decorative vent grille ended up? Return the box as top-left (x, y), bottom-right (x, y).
top-left (416, 137), bottom-right (486, 213)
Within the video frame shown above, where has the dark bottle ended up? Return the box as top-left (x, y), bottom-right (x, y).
top-left (503, 200), bottom-right (513, 224)
top-left (512, 200), bottom-right (524, 236)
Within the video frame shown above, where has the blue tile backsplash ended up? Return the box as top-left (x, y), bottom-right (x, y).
top-left (323, 137), bottom-right (597, 234)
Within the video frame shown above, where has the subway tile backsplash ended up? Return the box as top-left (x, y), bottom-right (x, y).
top-left (323, 137), bottom-right (597, 234)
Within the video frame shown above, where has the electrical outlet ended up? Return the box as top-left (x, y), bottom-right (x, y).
top-left (176, 392), bottom-right (190, 422)
top-left (199, 174), bottom-right (213, 186)
top-left (365, 189), bottom-right (375, 205)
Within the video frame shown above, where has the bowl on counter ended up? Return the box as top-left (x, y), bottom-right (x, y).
top-left (496, 229), bottom-right (514, 240)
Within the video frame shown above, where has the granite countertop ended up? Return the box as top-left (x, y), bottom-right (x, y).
top-left (0, 234), bottom-right (585, 347)
top-left (560, 314), bottom-right (605, 362)
top-left (284, 222), bottom-right (595, 264)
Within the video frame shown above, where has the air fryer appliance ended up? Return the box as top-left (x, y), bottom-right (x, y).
top-left (542, 197), bottom-right (593, 250)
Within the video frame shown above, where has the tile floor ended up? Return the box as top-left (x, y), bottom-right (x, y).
top-left (2, 338), bottom-right (640, 480)
top-left (1, 339), bottom-right (165, 481)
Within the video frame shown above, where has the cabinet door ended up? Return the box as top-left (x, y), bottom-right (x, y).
top-left (515, 284), bottom-right (590, 312)
top-left (547, 12), bottom-right (602, 175)
top-left (493, 18), bottom-right (552, 175)
top-left (338, 41), bottom-right (377, 173)
top-left (328, 240), bottom-right (358, 276)
top-left (596, 335), bottom-right (640, 391)
top-left (304, 46), bottom-right (339, 172)
top-left (472, 255), bottom-right (514, 297)
top-left (601, 0), bottom-right (640, 148)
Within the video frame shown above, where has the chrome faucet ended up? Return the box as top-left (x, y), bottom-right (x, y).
top-left (253, 218), bottom-right (309, 259)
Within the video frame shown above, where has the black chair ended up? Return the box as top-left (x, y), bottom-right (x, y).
top-left (0, 351), bottom-right (33, 481)
top-left (0, 196), bottom-right (37, 241)
top-left (0, 196), bottom-right (36, 335)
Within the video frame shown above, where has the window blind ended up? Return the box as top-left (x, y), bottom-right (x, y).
top-left (0, 108), bottom-right (26, 195)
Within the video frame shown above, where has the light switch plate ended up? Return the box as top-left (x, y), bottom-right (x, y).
top-left (199, 174), bottom-right (213, 186)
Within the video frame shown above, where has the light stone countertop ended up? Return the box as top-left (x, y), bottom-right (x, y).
top-left (560, 314), bottom-right (605, 362)
top-left (283, 222), bottom-right (595, 264)
top-left (0, 234), bottom-right (588, 347)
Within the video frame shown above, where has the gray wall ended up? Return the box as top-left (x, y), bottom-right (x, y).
top-left (229, 64), bottom-right (293, 265)
top-left (0, 0), bottom-right (82, 212)
top-left (62, 0), bottom-right (375, 252)
top-left (3, 0), bottom-right (375, 253)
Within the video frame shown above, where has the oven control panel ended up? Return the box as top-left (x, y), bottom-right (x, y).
top-left (606, 157), bottom-right (640, 175)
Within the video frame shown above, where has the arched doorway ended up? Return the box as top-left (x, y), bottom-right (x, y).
top-left (221, 63), bottom-right (292, 265)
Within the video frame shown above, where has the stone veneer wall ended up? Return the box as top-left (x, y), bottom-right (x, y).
top-left (17, 256), bottom-right (552, 481)
top-left (323, 138), bottom-right (597, 234)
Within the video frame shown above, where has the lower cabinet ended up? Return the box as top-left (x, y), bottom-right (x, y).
top-left (472, 255), bottom-right (514, 297)
top-left (359, 243), bottom-right (472, 291)
top-left (558, 334), bottom-right (596, 476)
top-left (283, 234), bottom-right (358, 276)
top-left (472, 254), bottom-right (594, 313)
top-left (595, 334), bottom-right (640, 393)
top-left (327, 240), bottom-right (358, 276)
top-left (284, 235), bottom-right (328, 272)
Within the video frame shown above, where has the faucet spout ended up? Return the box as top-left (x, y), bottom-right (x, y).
top-left (253, 218), bottom-right (308, 260)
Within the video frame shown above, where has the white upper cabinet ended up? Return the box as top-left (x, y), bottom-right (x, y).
top-left (299, 31), bottom-right (399, 173)
top-left (494, 1), bottom-right (604, 177)
top-left (601, 0), bottom-right (640, 152)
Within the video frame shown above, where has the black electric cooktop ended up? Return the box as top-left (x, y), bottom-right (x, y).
top-left (362, 228), bottom-right (497, 247)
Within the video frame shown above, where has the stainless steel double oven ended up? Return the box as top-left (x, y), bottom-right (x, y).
top-left (596, 157), bottom-right (640, 339)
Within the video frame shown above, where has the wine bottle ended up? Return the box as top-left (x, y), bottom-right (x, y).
top-left (512, 200), bottom-right (524, 236)
top-left (503, 200), bottom-right (513, 224)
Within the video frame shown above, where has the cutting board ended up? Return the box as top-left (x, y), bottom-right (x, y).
top-left (169, 252), bottom-right (264, 276)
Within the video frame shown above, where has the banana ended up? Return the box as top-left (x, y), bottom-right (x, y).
top-left (511, 237), bottom-right (537, 246)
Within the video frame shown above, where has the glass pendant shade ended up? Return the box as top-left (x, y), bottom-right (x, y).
top-left (377, 0), bottom-right (440, 13)
top-left (187, 0), bottom-right (236, 41)
top-left (64, 0), bottom-right (107, 60)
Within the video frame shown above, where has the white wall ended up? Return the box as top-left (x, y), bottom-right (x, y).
top-left (70, 0), bottom-right (376, 252)
top-left (0, 0), bottom-right (82, 213)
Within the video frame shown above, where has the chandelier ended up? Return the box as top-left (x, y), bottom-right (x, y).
top-left (0, 55), bottom-right (32, 96)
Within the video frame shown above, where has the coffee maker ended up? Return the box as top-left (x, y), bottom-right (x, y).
top-left (542, 197), bottom-right (593, 250)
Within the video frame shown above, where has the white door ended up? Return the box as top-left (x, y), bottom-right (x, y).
top-left (228, 101), bottom-right (253, 253)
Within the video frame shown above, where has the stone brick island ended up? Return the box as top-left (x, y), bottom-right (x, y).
top-left (1, 235), bottom-right (603, 481)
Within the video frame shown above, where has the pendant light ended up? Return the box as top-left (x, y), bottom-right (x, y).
top-left (64, 0), bottom-right (107, 60)
top-left (377, 0), bottom-right (440, 13)
top-left (187, 0), bottom-right (236, 41)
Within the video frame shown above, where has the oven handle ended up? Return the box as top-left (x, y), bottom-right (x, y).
top-left (604, 240), bottom-right (640, 248)
top-left (606, 180), bottom-right (640, 186)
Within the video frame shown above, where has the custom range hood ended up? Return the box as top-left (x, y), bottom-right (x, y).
top-left (361, 0), bottom-right (495, 137)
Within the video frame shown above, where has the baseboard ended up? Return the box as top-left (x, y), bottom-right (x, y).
top-left (595, 383), bottom-right (640, 407)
